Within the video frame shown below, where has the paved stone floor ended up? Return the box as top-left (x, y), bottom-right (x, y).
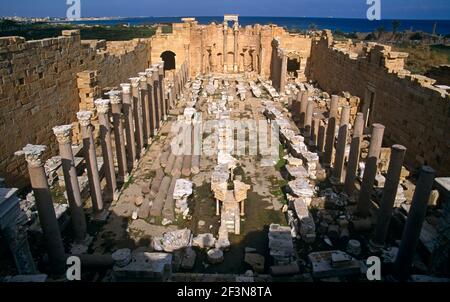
top-left (92, 73), bottom-right (289, 274)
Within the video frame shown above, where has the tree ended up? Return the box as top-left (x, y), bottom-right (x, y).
top-left (308, 23), bottom-right (317, 31)
top-left (391, 20), bottom-right (401, 40)
top-left (376, 25), bottom-right (386, 40)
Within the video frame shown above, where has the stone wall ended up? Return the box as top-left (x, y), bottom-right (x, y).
top-left (149, 19), bottom-right (312, 79)
top-left (308, 30), bottom-right (450, 176)
top-left (0, 30), bottom-right (151, 187)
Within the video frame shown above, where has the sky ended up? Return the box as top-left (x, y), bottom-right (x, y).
top-left (0, 0), bottom-right (449, 20)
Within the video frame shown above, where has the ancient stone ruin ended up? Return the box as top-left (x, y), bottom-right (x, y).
top-left (0, 15), bottom-right (449, 282)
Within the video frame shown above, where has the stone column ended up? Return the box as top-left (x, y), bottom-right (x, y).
top-left (216, 199), bottom-right (220, 216)
top-left (317, 120), bottom-right (326, 153)
top-left (168, 85), bottom-right (174, 109)
top-left (304, 100), bottom-right (314, 139)
top-left (371, 145), bottom-right (407, 250)
top-left (152, 67), bottom-right (162, 130)
top-left (240, 201), bottom-right (245, 216)
top-left (357, 123), bottom-right (385, 217)
top-left (95, 99), bottom-right (117, 202)
top-left (145, 68), bottom-right (157, 136)
top-left (332, 105), bottom-right (350, 183)
top-left (233, 21), bottom-right (239, 72)
top-left (52, 125), bottom-right (87, 243)
top-left (323, 95), bottom-right (339, 167)
top-left (138, 72), bottom-right (151, 143)
top-left (394, 166), bottom-right (435, 281)
top-left (251, 48), bottom-right (258, 72)
top-left (279, 53), bottom-right (288, 94)
top-left (300, 91), bottom-right (308, 128)
top-left (120, 83), bottom-right (137, 172)
top-left (310, 113), bottom-right (320, 147)
top-left (130, 77), bottom-right (144, 157)
top-left (158, 62), bottom-right (167, 120)
top-left (108, 90), bottom-right (128, 183)
top-left (223, 21), bottom-right (228, 72)
top-left (77, 111), bottom-right (104, 216)
top-left (344, 113), bottom-right (365, 196)
top-left (15, 144), bottom-right (66, 275)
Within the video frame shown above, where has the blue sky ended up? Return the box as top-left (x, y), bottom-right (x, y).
top-left (1, 0), bottom-right (449, 20)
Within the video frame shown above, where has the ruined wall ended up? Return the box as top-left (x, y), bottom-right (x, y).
top-left (0, 30), bottom-right (151, 187)
top-left (148, 19), bottom-right (312, 79)
top-left (309, 31), bottom-right (450, 176)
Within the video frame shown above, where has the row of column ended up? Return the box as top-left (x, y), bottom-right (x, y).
top-left (223, 20), bottom-right (239, 73)
top-left (14, 61), bottom-right (189, 276)
top-left (295, 90), bottom-right (436, 280)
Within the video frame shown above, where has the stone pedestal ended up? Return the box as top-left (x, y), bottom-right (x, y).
top-left (357, 123), bottom-right (385, 217)
top-left (344, 113), bottom-right (365, 196)
top-left (371, 145), bottom-right (407, 250)
top-left (108, 90), bottom-right (128, 182)
top-left (0, 188), bottom-right (37, 274)
top-left (120, 83), bottom-right (137, 172)
top-left (395, 166), bottom-right (435, 281)
top-left (53, 125), bottom-right (87, 243)
top-left (332, 105), bottom-right (350, 183)
top-left (15, 145), bottom-right (66, 275)
top-left (77, 111), bottom-right (104, 215)
top-left (95, 99), bottom-right (117, 201)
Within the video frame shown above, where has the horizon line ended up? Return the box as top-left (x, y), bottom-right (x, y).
top-left (3, 15), bottom-right (450, 21)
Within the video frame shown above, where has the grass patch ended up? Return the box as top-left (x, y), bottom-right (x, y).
top-left (0, 21), bottom-right (156, 41)
top-left (393, 44), bottom-right (449, 74)
top-left (274, 144), bottom-right (287, 171)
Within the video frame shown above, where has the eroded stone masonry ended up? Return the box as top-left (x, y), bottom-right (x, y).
top-left (0, 15), bottom-right (449, 282)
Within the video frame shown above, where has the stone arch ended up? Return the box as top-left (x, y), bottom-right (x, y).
top-left (287, 57), bottom-right (300, 77)
top-left (160, 50), bottom-right (176, 71)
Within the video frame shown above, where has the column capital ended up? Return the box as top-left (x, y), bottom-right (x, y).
top-left (158, 60), bottom-right (165, 68)
top-left (145, 68), bottom-right (154, 78)
top-left (129, 77), bottom-right (140, 88)
top-left (138, 72), bottom-right (147, 80)
top-left (106, 90), bottom-right (122, 104)
top-left (120, 83), bottom-right (131, 94)
top-left (15, 144), bottom-right (47, 167)
top-left (77, 111), bottom-right (93, 127)
top-left (52, 124), bottom-right (72, 144)
top-left (95, 99), bottom-right (111, 114)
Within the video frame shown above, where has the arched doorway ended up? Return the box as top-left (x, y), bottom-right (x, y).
top-left (287, 57), bottom-right (300, 77)
top-left (161, 51), bottom-right (176, 71)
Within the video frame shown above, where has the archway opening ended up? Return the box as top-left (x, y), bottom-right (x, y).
top-left (287, 57), bottom-right (300, 77)
top-left (161, 51), bottom-right (176, 71)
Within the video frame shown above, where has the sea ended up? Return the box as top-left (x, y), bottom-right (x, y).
top-left (68, 16), bottom-right (450, 34)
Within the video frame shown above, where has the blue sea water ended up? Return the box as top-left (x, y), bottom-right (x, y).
top-left (68, 16), bottom-right (450, 34)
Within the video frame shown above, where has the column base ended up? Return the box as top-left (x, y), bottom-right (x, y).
top-left (233, 64), bottom-right (238, 72)
top-left (70, 235), bottom-right (93, 255)
top-left (329, 176), bottom-right (343, 186)
top-left (368, 239), bottom-right (384, 254)
top-left (92, 209), bottom-right (109, 222)
top-left (117, 173), bottom-right (130, 184)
